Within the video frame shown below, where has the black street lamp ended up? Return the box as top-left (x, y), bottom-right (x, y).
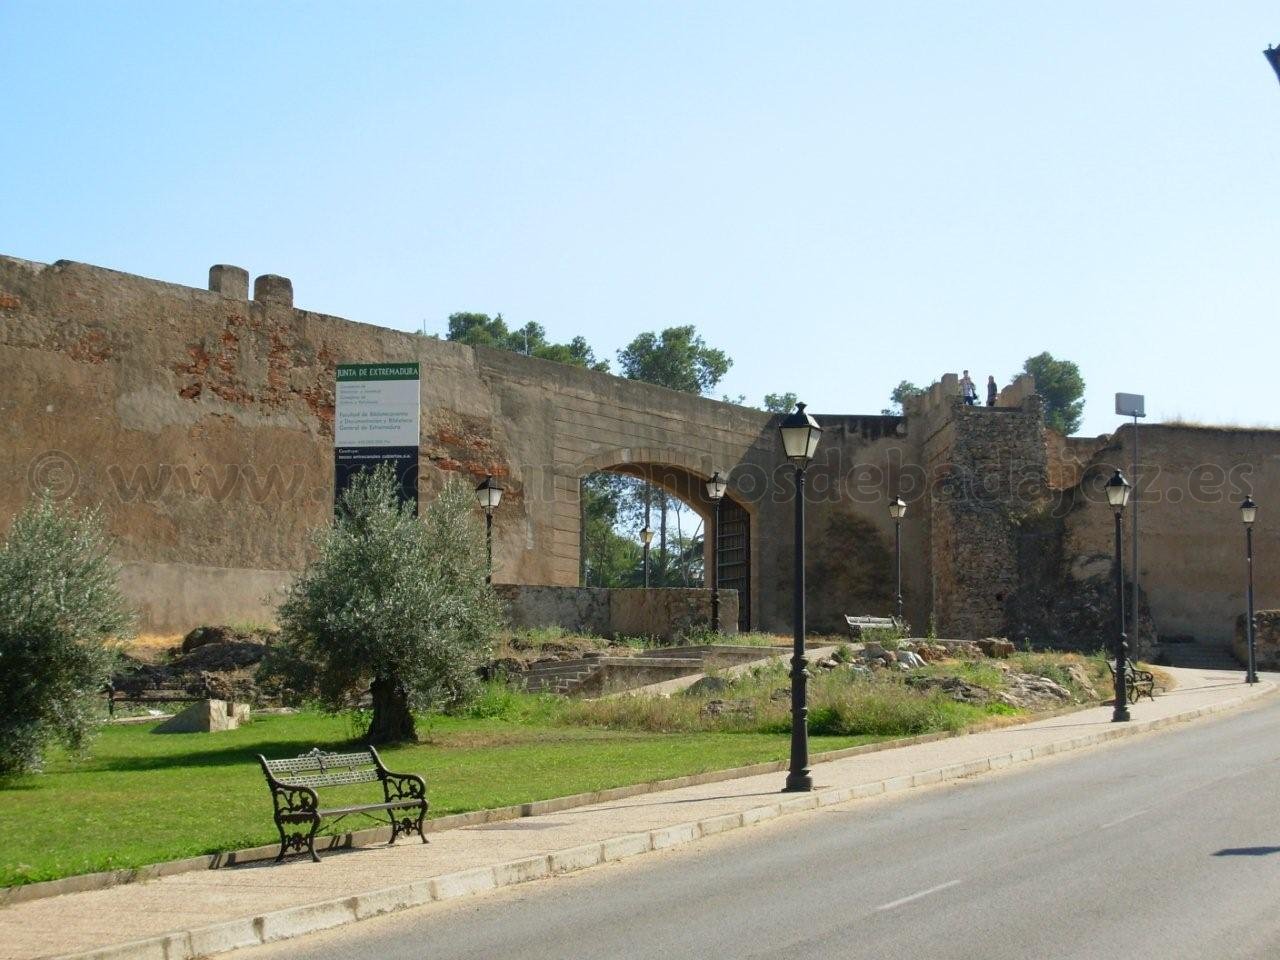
top-left (705, 470), bottom-right (728, 633)
top-left (1266, 45), bottom-right (1280, 87)
top-left (474, 475), bottom-right (503, 585)
top-left (640, 526), bottom-right (654, 588)
top-left (1242, 496), bottom-right (1259, 684)
top-left (779, 402), bottom-right (822, 792)
top-left (1105, 469), bottom-right (1132, 721)
top-left (888, 497), bottom-right (907, 624)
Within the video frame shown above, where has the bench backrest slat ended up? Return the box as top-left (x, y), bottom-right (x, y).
top-left (262, 748), bottom-right (382, 787)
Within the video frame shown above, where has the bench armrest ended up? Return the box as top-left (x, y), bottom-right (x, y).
top-left (267, 780), bottom-right (320, 816)
top-left (257, 754), bottom-right (321, 815)
top-left (365, 746), bottom-right (428, 802)
top-left (382, 770), bottom-right (427, 801)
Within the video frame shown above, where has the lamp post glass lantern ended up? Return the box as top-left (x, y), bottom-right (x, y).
top-left (705, 471), bottom-right (727, 633)
top-left (888, 497), bottom-right (906, 623)
top-left (474, 475), bottom-right (503, 584)
top-left (1105, 469), bottom-right (1131, 721)
top-left (1242, 496), bottom-right (1258, 684)
top-left (779, 403), bottom-right (821, 792)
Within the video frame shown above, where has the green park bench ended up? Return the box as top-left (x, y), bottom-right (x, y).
top-left (1105, 659), bottom-right (1156, 704)
top-left (257, 746), bottom-right (429, 863)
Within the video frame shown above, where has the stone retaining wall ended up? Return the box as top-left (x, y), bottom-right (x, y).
top-left (1234, 609), bottom-right (1280, 669)
top-left (495, 585), bottom-right (738, 642)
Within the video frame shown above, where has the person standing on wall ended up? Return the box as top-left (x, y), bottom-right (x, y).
top-left (987, 375), bottom-right (998, 406)
top-left (960, 370), bottom-right (977, 405)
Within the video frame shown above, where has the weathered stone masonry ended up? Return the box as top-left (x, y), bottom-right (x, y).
top-left (0, 256), bottom-right (906, 635)
top-left (2, 252), bottom-right (1276, 648)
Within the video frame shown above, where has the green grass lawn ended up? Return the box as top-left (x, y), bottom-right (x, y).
top-left (1, 650), bottom-right (1112, 889)
top-left (0, 712), bottom-right (879, 888)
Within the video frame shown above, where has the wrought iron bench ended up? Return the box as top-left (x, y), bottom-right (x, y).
top-left (1106, 659), bottom-right (1156, 704)
top-left (257, 747), bottom-right (428, 862)
top-left (844, 615), bottom-right (900, 639)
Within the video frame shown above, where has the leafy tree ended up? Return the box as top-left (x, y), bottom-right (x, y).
top-left (763, 392), bottom-right (798, 414)
top-left (581, 475), bottom-right (642, 587)
top-left (0, 496), bottom-right (132, 777)
top-left (882, 380), bottom-right (924, 415)
top-left (1021, 352), bottom-right (1085, 435)
top-left (445, 313), bottom-right (608, 371)
top-left (617, 325), bottom-right (732, 395)
top-left (273, 467), bottom-right (502, 744)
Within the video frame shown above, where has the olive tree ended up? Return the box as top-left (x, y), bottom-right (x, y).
top-left (274, 467), bottom-right (502, 743)
top-left (0, 496), bottom-right (132, 777)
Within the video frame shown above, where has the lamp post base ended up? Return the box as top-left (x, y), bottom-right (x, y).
top-left (1112, 704), bottom-right (1130, 723)
top-left (782, 773), bottom-right (813, 793)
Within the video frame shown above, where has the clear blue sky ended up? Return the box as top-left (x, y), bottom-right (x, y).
top-left (4, 2), bottom-right (1279, 436)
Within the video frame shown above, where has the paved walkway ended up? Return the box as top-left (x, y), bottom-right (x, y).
top-left (2, 667), bottom-right (1270, 960)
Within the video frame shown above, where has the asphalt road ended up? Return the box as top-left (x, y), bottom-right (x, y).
top-left (237, 690), bottom-right (1280, 960)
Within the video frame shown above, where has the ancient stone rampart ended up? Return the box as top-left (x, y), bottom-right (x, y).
top-left (0, 255), bottom-right (905, 636)
top-left (5, 252), bottom-right (1273, 647)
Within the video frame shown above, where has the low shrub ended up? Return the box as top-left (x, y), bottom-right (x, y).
top-left (859, 623), bottom-right (906, 648)
top-left (728, 632), bottom-right (791, 647)
top-left (920, 660), bottom-right (1005, 691)
top-left (798, 677), bottom-right (991, 737)
top-left (504, 627), bottom-right (610, 653)
top-left (559, 693), bottom-right (714, 733)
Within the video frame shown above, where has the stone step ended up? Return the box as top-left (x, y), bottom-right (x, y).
top-left (635, 649), bottom-right (704, 660)
top-left (521, 664), bottom-right (600, 693)
top-left (523, 665), bottom-right (593, 679)
top-left (522, 667), bottom-right (593, 678)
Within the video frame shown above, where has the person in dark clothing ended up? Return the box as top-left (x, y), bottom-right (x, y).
top-left (986, 376), bottom-right (998, 406)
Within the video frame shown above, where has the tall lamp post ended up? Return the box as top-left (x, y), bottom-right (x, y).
top-left (1242, 496), bottom-right (1258, 684)
top-left (888, 497), bottom-right (907, 624)
top-left (779, 402), bottom-right (822, 792)
top-left (1105, 469), bottom-right (1132, 722)
top-left (640, 526), bottom-right (654, 588)
top-left (474, 475), bottom-right (503, 585)
top-left (705, 471), bottom-right (728, 633)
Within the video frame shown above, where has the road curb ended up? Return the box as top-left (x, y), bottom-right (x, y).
top-left (46, 678), bottom-right (1276, 960)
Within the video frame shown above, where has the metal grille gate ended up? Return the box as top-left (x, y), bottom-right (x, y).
top-left (716, 498), bottom-right (751, 631)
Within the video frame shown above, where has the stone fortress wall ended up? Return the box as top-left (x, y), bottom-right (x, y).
top-left (1058, 424), bottom-right (1280, 644)
top-left (0, 255), bottom-right (903, 636)
top-left (1, 252), bottom-right (1274, 647)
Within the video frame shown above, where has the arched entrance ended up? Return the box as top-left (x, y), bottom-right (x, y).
top-left (575, 447), bottom-right (754, 631)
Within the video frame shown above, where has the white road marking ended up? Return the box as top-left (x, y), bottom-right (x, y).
top-left (1100, 767), bottom-right (1260, 830)
top-left (1101, 808), bottom-right (1150, 829)
top-left (874, 879), bottom-right (961, 912)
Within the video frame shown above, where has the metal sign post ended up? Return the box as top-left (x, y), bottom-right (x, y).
top-left (1115, 393), bottom-right (1146, 640)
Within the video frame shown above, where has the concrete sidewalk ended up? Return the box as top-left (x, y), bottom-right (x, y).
top-left (2, 667), bottom-right (1271, 960)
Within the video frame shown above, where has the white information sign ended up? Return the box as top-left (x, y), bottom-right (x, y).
top-left (334, 363), bottom-right (421, 447)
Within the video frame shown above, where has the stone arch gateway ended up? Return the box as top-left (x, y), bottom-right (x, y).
top-left (577, 448), bottom-right (754, 629)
